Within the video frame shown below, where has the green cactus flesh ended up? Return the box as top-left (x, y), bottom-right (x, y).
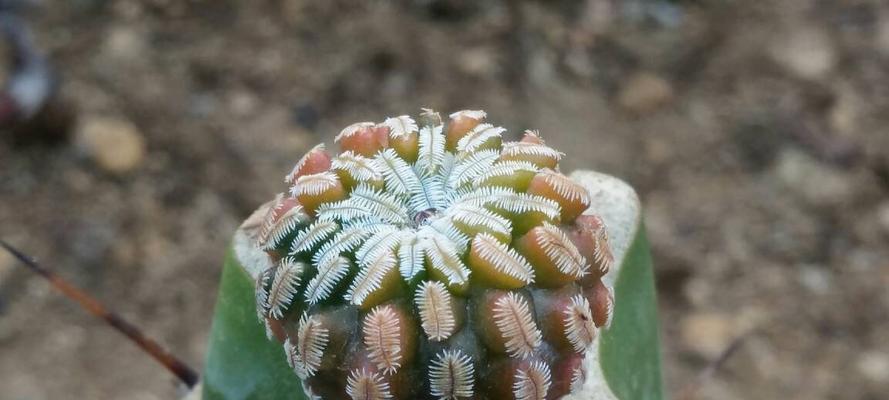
top-left (251, 109), bottom-right (617, 400)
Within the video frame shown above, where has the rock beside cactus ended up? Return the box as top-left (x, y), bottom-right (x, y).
top-left (244, 109), bottom-right (622, 399)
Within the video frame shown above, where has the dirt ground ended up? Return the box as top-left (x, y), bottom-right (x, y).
top-left (1, 1), bottom-right (888, 399)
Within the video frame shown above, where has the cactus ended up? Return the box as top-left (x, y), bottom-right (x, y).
top-left (235, 108), bottom-right (616, 399)
top-left (201, 109), bottom-right (662, 400)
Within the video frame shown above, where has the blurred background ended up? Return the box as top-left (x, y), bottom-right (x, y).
top-left (1, 0), bottom-right (888, 399)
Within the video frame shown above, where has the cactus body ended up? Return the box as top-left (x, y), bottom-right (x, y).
top-left (201, 110), bottom-right (662, 400)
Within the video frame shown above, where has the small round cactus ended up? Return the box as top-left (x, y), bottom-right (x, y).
top-left (253, 109), bottom-right (615, 400)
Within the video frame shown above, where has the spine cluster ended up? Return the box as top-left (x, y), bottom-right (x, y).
top-left (253, 109), bottom-right (615, 399)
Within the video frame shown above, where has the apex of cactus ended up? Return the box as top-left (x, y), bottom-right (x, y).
top-left (225, 109), bottom-right (650, 400)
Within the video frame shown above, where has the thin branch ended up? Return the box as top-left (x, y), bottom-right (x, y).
top-left (0, 240), bottom-right (199, 388)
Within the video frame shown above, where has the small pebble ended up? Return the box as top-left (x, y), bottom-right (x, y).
top-left (617, 72), bottom-right (673, 114)
top-left (680, 312), bottom-right (735, 358)
top-left (857, 352), bottom-right (889, 383)
top-left (229, 90), bottom-right (259, 118)
top-left (798, 265), bottom-right (831, 295)
top-left (458, 47), bottom-right (498, 77)
top-left (768, 26), bottom-right (836, 80)
top-left (76, 115), bottom-right (147, 174)
top-left (774, 149), bottom-right (853, 207)
top-left (102, 26), bottom-right (147, 65)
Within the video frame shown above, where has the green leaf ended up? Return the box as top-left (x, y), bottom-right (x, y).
top-left (201, 250), bottom-right (307, 400)
top-left (600, 225), bottom-right (664, 400)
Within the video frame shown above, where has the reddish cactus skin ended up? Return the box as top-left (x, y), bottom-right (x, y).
top-left (338, 123), bottom-right (390, 157)
top-left (446, 110), bottom-right (485, 150)
top-left (286, 145), bottom-right (333, 186)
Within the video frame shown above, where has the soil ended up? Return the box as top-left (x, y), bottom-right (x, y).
top-left (1, 1), bottom-right (888, 399)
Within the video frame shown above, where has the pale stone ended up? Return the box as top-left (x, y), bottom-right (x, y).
top-left (775, 149), bottom-right (853, 207)
top-left (77, 115), bottom-right (147, 174)
top-left (857, 352), bottom-right (889, 383)
top-left (769, 26), bottom-right (836, 81)
top-left (680, 312), bottom-right (735, 358)
top-left (458, 47), bottom-right (498, 77)
top-left (617, 72), bottom-right (673, 114)
top-left (103, 26), bottom-right (147, 64)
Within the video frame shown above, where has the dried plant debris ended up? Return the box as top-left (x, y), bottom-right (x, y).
top-left (251, 109), bottom-right (615, 398)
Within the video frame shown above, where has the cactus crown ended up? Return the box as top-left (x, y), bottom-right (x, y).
top-left (253, 109), bottom-right (615, 399)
